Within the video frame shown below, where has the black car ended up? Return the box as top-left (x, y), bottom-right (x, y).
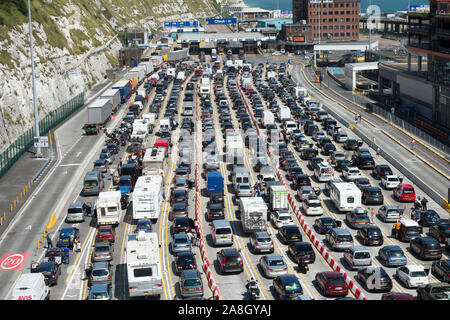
top-left (32, 261), bottom-right (61, 286)
top-left (429, 223), bottom-right (450, 243)
top-left (335, 159), bottom-right (352, 172)
top-left (278, 225), bottom-right (303, 244)
top-left (170, 189), bottom-right (188, 204)
top-left (293, 174), bottom-right (311, 189)
top-left (343, 139), bottom-right (359, 150)
top-left (206, 202), bottom-right (224, 221)
top-left (372, 164), bottom-right (393, 179)
top-left (417, 210), bottom-right (441, 227)
top-left (175, 251), bottom-right (197, 275)
top-left (171, 217), bottom-right (192, 235)
top-left (322, 143), bottom-right (336, 156)
top-left (288, 242), bottom-right (316, 264)
top-left (301, 148), bottom-right (318, 160)
top-left (216, 248), bottom-right (244, 274)
top-left (410, 237), bottom-right (443, 260)
top-left (357, 225), bottom-right (384, 246)
top-left (431, 260), bottom-right (450, 283)
top-left (354, 177), bottom-right (371, 190)
top-left (362, 187), bottom-right (384, 205)
top-left (353, 154), bottom-right (375, 170)
top-left (287, 167), bottom-right (303, 181)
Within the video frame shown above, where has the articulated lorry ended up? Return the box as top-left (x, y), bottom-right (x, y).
top-left (83, 98), bottom-right (113, 135)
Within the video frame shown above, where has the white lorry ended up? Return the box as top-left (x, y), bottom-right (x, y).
top-left (329, 181), bottom-right (362, 212)
top-left (11, 273), bottom-right (50, 300)
top-left (176, 71), bottom-right (186, 82)
top-left (226, 134), bottom-right (244, 167)
top-left (142, 113), bottom-right (156, 132)
top-left (263, 110), bottom-right (275, 127)
top-left (131, 120), bottom-right (149, 142)
top-left (132, 175), bottom-right (163, 223)
top-left (278, 106), bottom-right (291, 122)
top-left (200, 77), bottom-right (210, 97)
top-left (159, 117), bottom-right (171, 133)
top-left (96, 191), bottom-right (122, 226)
top-left (267, 183), bottom-right (289, 212)
top-left (142, 147), bottom-right (166, 176)
top-left (239, 197), bottom-right (268, 234)
top-left (126, 231), bottom-right (162, 299)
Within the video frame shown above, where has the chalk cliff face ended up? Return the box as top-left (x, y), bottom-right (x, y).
top-left (0, 0), bottom-right (224, 151)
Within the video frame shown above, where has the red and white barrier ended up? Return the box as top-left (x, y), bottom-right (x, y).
top-left (192, 83), bottom-right (221, 300)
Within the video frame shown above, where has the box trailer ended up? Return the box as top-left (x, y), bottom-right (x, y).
top-left (100, 88), bottom-right (121, 113)
top-left (87, 98), bottom-right (112, 125)
top-left (130, 66), bottom-right (146, 85)
top-left (112, 79), bottom-right (131, 103)
top-left (167, 48), bottom-right (189, 62)
top-left (122, 72), bottom-right (139, 92)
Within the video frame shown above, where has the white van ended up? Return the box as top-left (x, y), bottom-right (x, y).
top-left (12, 273), bottom-right (50, 300)
top-left (210, 219), bottom-right (233, 246)
top-left (232, 166), bottom-right (250, 191)
top-left (159, 118), bottom-right (170, 133)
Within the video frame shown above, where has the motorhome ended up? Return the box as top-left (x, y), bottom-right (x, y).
top-left (126, 231), bottom-right (162, 299)
top-left (96, 191), bottom-right (122, 226)
top-left (329, 181), bottom-right (362, 212)
top-left (142, 147), bottom-right (166, 176)
top-left (132, 175), bottom-right (163, 223)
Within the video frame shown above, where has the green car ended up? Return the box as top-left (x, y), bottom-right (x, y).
top-left (417, 283), bottom-right (450, 300)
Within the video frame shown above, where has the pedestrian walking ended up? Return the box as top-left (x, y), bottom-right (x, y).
top-left (421, 197), bottom-right (428, 211)
top-left (46, 234), bottom-right (53, 248)
top-left (410, 139), bottom-right (415, 151)
top-left (371, 136), bottom-right (376, 148)
top-left (371, 208), bottom-right (376, 224)
top-left (359, 114), bottom-right (362, 123)
top-left (109, 167), bottom-right (115, 180)
top-left (162, 187), bottom-right (165, 200)
top-left (376, 146), bottom-right (381, 157)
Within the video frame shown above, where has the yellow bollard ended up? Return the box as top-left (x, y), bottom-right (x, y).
top-left (10, 203), bottom-right (13, 212)
top-left (13, 199), bottom-right (16, 208)
top-left (20, 192), bottom-right (22, 200)
top-left (3, 212), bottom-right (5, 220)
top-left (16, 195), bottom-right (19, 204)
top-left (1, 217), bottom-right (2, 225)
top-left (37, 241), bottom-right (39, 250)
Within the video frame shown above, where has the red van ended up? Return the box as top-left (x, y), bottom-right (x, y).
top-left (393, 184), bottom-right (416, 202)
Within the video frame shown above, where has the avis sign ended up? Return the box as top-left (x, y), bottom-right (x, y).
top-left (0, 253), bottom-right (30, 271)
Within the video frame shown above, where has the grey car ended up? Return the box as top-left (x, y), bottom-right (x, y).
top-left (297, 186), bottom-right (314, 201)
top-left (90, 261), bottom-right (113, 286)
top-left (259, 254), bottom-right (288, 278)
top-left (235, 183), bottom-right (253, 197)
top-left (172, 233), bottom-right (192, 254)
top-left (87, 284), bottom-right (112, 300)
top-left (346, 209), bottom-right (371, 229)
top-left (250, 231), bottom-right (274, 254)
top-left (99, 151), bottom-right (115, 165)
top-left (92, 241), bottom-right (113, 262)
top-left (180, 269), bottom-right (203, 298)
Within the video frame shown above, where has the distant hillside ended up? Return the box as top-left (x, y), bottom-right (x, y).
top-left (0, 0), bottom-right (223, 151)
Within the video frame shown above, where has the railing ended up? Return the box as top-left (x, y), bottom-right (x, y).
top-left (0, 92), bottom-right (85, 179)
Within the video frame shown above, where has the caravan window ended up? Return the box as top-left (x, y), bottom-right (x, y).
top-left (134, 267), bottom-right (153, 278)
top-left (107, 206), bottom-right (118, 213)
top-left (347, 196), bottom-right (355, 204)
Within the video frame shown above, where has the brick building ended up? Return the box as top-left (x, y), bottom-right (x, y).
top-left (292, 0), bottom-right (360, 41)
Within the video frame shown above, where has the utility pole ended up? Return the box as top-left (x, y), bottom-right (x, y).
top-left (28, 0), bottom-right (42, 158)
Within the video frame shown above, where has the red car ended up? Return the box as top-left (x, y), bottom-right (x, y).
top-left (315, 272), bottom-right (349, 297)
top-left (96, 225), bottom-right (115, 243)
top-left (381, 292), bottom-right (415, 300)
top-left (393, 184), bottom-right (416, 202)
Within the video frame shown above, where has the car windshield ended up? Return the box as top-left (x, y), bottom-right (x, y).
top-left (389, 250), bottom-right (404, 257)
top-left (328, 276), bottom-right (345, 284)
top-left (216, 228), bottom-right (231, 235)
top-left (285, 227), bottom-right (300, 235)
top-left (98, 229), bottom-right (112, 235)
top-left (173, 203), bottom-right (187, 210)
top-left (225, 255), bottom-right (240, 263)
top-left (174, 237), bottom-right (188, 243)
top-left (388, 177), bottom-right (399, 182)
top-left (337, 234), bottom-right (352, 242)
top-left (354, 252), bottom-right (370, 259)
top-left (403, 188), bottom-right (414, 194)
top-left (278, 215), bottom-right (291, 220)
top-left (309, 202), bottom-right (321, 208)
top-left (411, 271), bottom-right (427, 277)
top-left (95, 246), bottom-right (110, 253)
top-left (269, 259), bottom-right (285, 267)
top-left (93, 269), bottom-right (108, 277)
top-left (184, 279), bottom-right (201, 287)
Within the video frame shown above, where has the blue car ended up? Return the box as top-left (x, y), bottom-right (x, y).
top-left (314, 217), bottom-right (337, 234)
top-left (135, 219), bottom-right (152, 233)
top-left (378, 245), bottom-right (407, 267)
top-left (418, 210), bottom-right (441, 227)
top-left (171, 233), bottom-right (192, 254)
top-left (56, 227), bottom-right (80, 249)
top-left (87, 284), bottom-right (112, 300)
top-left (118, 175), bottom-right (133, 195)
top-left (273, 275), bottom-right (303, 300)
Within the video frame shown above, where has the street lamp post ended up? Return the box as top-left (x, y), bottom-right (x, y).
top-left (28, 0), bottom-right (41, 158)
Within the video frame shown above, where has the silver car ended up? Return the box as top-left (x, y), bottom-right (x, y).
top-left (259, 254), bottom-right (288, 278)
top-left (235, 183), bottom-right (253, 197)
top-left (92, 241), bottom-right (113, 262)
top-left (250, 231), bottom-right (274, 253)
top-left (180, 269), bottom-right (203, 298)
top-left (90, 261), bottom-right (113, 286)
top-left (297, 186), bottom-right (314, 201)
top-left (172, 233), bottom-right (192, 254)
top-left (99, 151), bottom-right (115, 165)
top-left (326, 228), bottom-right (354, 251)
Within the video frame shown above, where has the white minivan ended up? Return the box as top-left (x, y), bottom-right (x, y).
top-left (11, 273), bottom-right (50, 300)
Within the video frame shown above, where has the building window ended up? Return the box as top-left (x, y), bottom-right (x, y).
top-left (347, 32), bottom-right (350, 36)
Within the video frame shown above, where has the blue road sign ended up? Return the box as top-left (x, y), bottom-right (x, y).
top-left (205, 18), bottom-right (237, 25)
